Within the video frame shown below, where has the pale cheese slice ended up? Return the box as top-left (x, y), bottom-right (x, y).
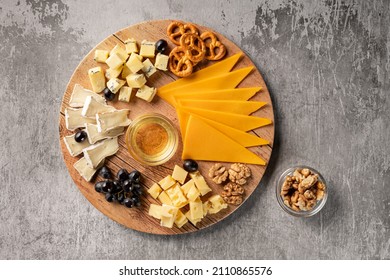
top-left (85, 123), bottom-right (124, 144)
top-left (83, 137), bottom-right (119, 168)
top-left (73, 157), bottom-right (103, 182)
top-left (63, 133), bottom-right (91, 157)
top-left (96, 109), bottom-right (131, 133)
top-left (69, 84), bottom-right (106, 107)
top-left (81, 96), bottom-right (115, 118)
top-left (65, 108), bottom-right (96, 131)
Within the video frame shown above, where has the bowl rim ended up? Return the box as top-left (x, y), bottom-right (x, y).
top-left (276, 165), bottom-right (328, 217)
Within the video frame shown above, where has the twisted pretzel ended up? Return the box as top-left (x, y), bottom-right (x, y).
top-left (200, 31), bottom-right (227, 60)
top-left (168, 46), bottom-right (193, 77)
top-left (179, 33), bottom-right (206, 63)
top-left (167, 21), bottom-right (199, 45)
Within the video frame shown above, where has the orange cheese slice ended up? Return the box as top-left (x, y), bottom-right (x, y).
top-left (158, 67), bottom-right (253, 106)
top-left (158, 52), bottom-right (242, 93)
top-left (177, 109), bottom-right (270, 147)
top-left (178, 105), bottom-right (272, 131)
top-left (182, 115), bottom-right (266, 165)
top-left (173, 87), bottom-right (261, 102)
top-left (177, 99), bottom-right (267, 115)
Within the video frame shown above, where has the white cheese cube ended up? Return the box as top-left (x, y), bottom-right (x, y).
top-left (140, 40), bottom-right (155, 58)
top-left (106, 53), bottom-right (124, 69)
top-left (172, 165), bottom-right (188, 184)
top-left (110, 44), bottom-right (128, 61)
top-left (118, 86), bottom-right (133, 102)
top-left (136, 85), bottom-right (156, 102)
top-left (125, 53), bottom-right (144, 73)
top-left (141, 59), bottom-right (157, 78)
top-left (73, 157), bottom-right (103, 182)
top-left (126, 73), bottom-right (146, 88)
top-left (155, 53), bottom-right (169, 71)
top-left (124, 38), bottom-right (138, 54)
top-left (147, 183), bottom-right (163, 199)
top-left (105, 66), bottom-right (123, 80)
top-left (88, 67), bottom-right (106, 93)
top-left (106, 78), bottom-right (126, 93)
top-left (94, 49), bottom-right (109, 63)
top-left (121, 64), bottom-right (132, 79)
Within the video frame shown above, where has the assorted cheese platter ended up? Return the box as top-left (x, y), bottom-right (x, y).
top-left (59, 20), bottom-right (274, 234)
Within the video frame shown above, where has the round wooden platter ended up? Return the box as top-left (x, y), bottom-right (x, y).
top-left (59, 20), bottom-right (274, 235)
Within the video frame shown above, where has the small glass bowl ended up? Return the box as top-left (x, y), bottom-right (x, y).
top-left (125, 113), bottom-right (179, 166)
top-left (276, 166), bottom-right (328, 217)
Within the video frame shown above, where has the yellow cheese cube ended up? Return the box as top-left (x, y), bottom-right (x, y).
top-left (155, 53), bottom-right (169, 71)
top-left (105, 66), bottom-right (123, 80)
top-left (158, 191), bottom-right (173, 205)
top-left (185, 210), bottom-right (201, 226)
top-left (207, 195), bottom-right (228, 214)
top-left (136, 85), bottom-right (157, 102)
top-left (106, 78), bottom-right (125, 93)
top-left (147, 183), bottom-right (162, 199)
top-left (106, 53), bottom-right (124, 69)
top-left (94, 49), bottom-right (109, 63)
top-left (118, 86), bottom-right (133, 102)
top-left (124, 38), bottom-right (138, 54)
top-left (174, 210), bottom-right (188, 228)
top-left (126, 73), bottom-right (146, 88)
top-left (190, 171), bottom-right (212, 196)
top-left (148, 204), bottom-right (162, 219)
top-left (187, 184), bottom-right (200, 202)
top-left (88, 67), bottom-right (106, 93)
top-left (139, 40), bottom-right (155, 58)
top-left (110, 44), bottom-right (128, 61)
top-left (166, 184), bottom-right (188, 208)
top-left (160, 204), bottom-right (179, 228)
top-left (125, 53), bottom-right (144, 73)
top-left (180, 179), bottom-right (195, 195)
top-left (158, 175), bottom-right (176, 190)
top-left (172, 165), bottom-right (188, 184)
top-left (141, 59), bottom-right (157, 78)
top-left (121, 64), bottom-right (132, 79)
top-left (189, 198), bottom-right (203, 220)
top-left (160, 214), bottom-right (175, 228)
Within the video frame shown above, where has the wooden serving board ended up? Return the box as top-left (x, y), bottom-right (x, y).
top-left (58, 20), bottom-right (274, 235)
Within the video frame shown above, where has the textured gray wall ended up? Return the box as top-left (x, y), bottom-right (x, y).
top-left (0, 0), bottom-right (389, 259)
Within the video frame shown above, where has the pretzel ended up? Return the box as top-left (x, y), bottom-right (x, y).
top-left (167, 21), bottom-right (198, 45)
top-left (168, 46), bottom-right (193, 77)
top-left (179, 33), bottom-right (206, 63)
top-left (200, 31), bottom-right (227, 60)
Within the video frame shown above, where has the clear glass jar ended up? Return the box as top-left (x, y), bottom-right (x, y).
top-left (276, 166), bottom-right (328, 217)
top-left (125, 113), bottom-right (178, 166)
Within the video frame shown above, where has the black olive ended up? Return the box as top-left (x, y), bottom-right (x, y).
top-left (99, 166), bottom-right (112, 179)
top-left (105, 193), bottom-right (114, 203)
top-left (116, 192), bottom-right (125, 204)
top-left (155, 39), bottom-right (168, 54)
top-left (128, 170), bottom-right (141, 183)
top-left (123, 198), bottom-right (133, 208)
top-left (183, 159), bottom-right (198, 172)
top-left (103, 87), bottom-right (115, 101)
top-left (74, 130), bottom-right (87, 143)
top-left (122, 180), bottom-right (133, 193)
top-left (94, 181), bottom-right (105, 193)
top-left (117, 169), bottom-right (129, 182)
top-left (101, 180), bottom-right (113, 193)
top-left (131, 196), bottom-right (141, 207)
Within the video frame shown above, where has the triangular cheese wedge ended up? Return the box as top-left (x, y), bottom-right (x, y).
top-left (179, 105), bottom-right (272, 131)
top-left (177, 99), bottom-right (267, 115)
top-left (173, 87), bottom-right (260, 102)
top-left (158, 52), bottom-right (242, 93)
top-left (182, 115), bottom-right (267, 165)
top-left (158, 67), bottom-right (253, 106)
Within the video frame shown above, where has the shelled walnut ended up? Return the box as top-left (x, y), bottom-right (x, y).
top-left (208, 163), bottom-right (228, 184)
top-left (280, 168), bottom-right (326, 211)
top-left (228, 163), bottom-right (251, 185)
top-left (221, 182), bottom-right (245, 205)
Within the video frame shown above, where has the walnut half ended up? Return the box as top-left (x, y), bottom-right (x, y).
top-left (228, 163), bottom-right (251, 185)
top-left (221, 182), bottom-right (245, 205)
top-left (208, 163), bottom-right (228, 184)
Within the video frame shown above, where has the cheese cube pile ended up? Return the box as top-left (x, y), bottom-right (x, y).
top-left (147, 165), bottom-right (227, 228)
top-left (90, 40), bottom-right (169, 103)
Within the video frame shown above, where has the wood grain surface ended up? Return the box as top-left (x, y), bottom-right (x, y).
top-left (58, 20), bottom-right (274, 235)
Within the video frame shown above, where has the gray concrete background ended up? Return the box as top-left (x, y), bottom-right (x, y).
top-left (0, 0), bottom-right (389, 259)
